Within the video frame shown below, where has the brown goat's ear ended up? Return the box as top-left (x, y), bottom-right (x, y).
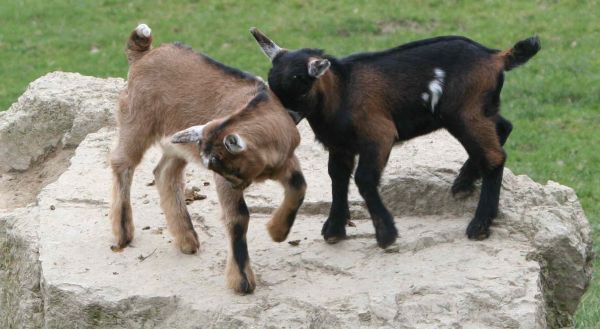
top-left (250, 27), bottom-right (283, 61)
top-left (307, 59), bottom-right (330, 78)
top-left (171, 125), bottom-right (206, 144)
top-left (223, 134), bottom-right (247, 154)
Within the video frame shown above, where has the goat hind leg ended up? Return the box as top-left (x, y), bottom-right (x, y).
top-left (451, 158), bottom-right (481, 197)
top-left (155, 156), bottom-right (199, 254)
top-left (109, 144), bottom-right (146, 251)
top-left (354, 144), bottom-right (398, 249)
top-left (452, 117), bottom-right (506, 240)
top-left (452, 115), bottom-right (512, 197)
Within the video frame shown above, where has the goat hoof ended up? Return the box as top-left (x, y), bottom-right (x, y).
top-left (267, 219), bottom-right (290, 242)
top-left (178, 230), bottom-right (200, 254)
top-left (321, 218), bottom-right (346, 243)
top-left (227, 266), bottom-right (256, 295)
top-left (375, 225), bottom-right (398, 249)
top-left (466, 221), bottom-right (490, 240)
top-left (235, 277), bottom-right (256, 295)
top-left (451, 179), bottom-right (476, 198)
top-left (325, 235), bottom-right (345, 244)
top-left (110, 244), bottom-right (126, 252)
top-left (111, 235), bottom-right (133, 252)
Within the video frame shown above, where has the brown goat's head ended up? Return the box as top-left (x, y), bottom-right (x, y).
top-left (250, 28), bottom-right (331, 120)
top-left (172, 91), bottom-right (299, 189)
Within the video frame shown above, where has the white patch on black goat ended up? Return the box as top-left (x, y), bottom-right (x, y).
top-left (421, 92), bottom-right (430, 102)
top-left (426, 68), bottom-right (445, 113)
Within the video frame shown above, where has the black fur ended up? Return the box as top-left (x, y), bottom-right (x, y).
top-left (257, 32), bottom-right (539, 244)
top-left (119, 203), bottom-right (129, 246)
top-left (238, 198), bottom-right (250, 218)
top-left (321, 151), bottom-right (354, 242)
top-left (451, 115), bottom-right (513, 197)
top-left (172, 42), bottom-right (259, 82)
top-left (289, 171), bottom-right (306, 190)
top-left (244, 89), bottom-right (270, 110)
top-left (504, 36), bottom-right (541, 71)
top-left (232, 223), bottom-right (250, 290)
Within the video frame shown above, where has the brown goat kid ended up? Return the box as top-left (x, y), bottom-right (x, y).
top-left (110, 24), bottom-right (306, 294)
top-left (251, 28), bottom-right (540, 248)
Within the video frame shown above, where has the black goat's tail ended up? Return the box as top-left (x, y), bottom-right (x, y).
top-left (501, 36), bottom-right (541, 71)
top-left (126, 23), bottom-right (153, 66)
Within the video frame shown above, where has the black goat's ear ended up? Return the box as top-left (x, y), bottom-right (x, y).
top-left (171, 125), bottom-right (206, 144)
top-left (307, 59), bottom-right (330, 78)
top-left (223, 134), bottom-right (247, 154)
top-left (250, 27), bottom-right (284, 61)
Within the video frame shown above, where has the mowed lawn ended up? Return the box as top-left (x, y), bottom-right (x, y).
top-left (1, 0), bottom-right (598, 326)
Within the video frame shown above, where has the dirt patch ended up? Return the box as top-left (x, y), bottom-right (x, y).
top-left (0, 147), bottom-right (75, 210)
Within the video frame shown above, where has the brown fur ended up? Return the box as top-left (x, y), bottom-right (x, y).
top-left (347, 68), bottom-right (398, 169)
top-left (266, 156), bottom-right (306, 242)
top-left (110, 26), bottom-right (305, 293)
top-left (457, 60), bottom-right (507, 170)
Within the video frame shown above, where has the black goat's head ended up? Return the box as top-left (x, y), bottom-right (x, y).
top-left (250, 28), bottom-right (330, 118)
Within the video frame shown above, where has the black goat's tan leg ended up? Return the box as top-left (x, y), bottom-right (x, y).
top-left (109, 135), bottom-right (150, 251)
top-left (451, 115), bottom-right (506, 240)
top-left (214, 173), bottom-right (255, 294)
top-left (154, 155), bottom-right (199, 254)
top-left (267, 155), bottom-right (306, 242)
top-left (322, 150), bottom-right (355, 243)
top-left (354, 141), bottom-right (398, 249)
top-left (452, 115), bottom-right (513, 197)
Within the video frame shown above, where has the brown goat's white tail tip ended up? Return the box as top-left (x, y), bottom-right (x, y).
top-left (136, 24), bottom-right (152, 38)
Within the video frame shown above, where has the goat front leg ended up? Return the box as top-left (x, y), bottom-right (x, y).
top-left (214, 173), bottom-right (255, 294)
top-left (321, 150), bottom-right (355, 243)
top-left (355, 143), bottom-right (398, 249)
top-left (266, 155), bottom-right (307, 242)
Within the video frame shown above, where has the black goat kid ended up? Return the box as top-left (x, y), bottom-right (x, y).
top-left (251, 28), bottom-right (540, 248)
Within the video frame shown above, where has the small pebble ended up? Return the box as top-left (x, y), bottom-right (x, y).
top-left (203, 182), bottom-right (210, 186)
top-left (143, 200), bottom-right (149, 204)
top-left (142, 226), bottom-right (150, 230)
top-left (50, 205), bottom-right (55, 210)
top-left (288, 240), bottom-right (301, 246)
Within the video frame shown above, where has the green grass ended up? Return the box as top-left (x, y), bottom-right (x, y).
top-left (0, 0), bottom-right (598, 326)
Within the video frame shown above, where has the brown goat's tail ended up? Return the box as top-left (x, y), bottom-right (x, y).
top-left (126, 23), bottom-right (153, 66)
top-left (501, 36), bottom-right (541, 71)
